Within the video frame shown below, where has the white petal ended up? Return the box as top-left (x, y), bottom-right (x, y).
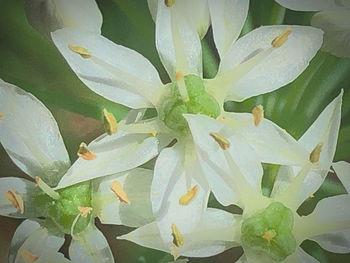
top-left (152, 144), bottom-right (210, 245)
top-left (25, 0), bottom-right (103, 39)
top-left (311, 11), bottom-right (350, 58)
top-left (218, 25), bottom-right (323, 102)
top-left (57, 132), bottom-right (159, 188)
top-left (208, 0), bottom-right (249, 58)
top-left (94, 168), bottom-right (154, 227)
top-left (51, 28), bottom-right (164, 109)
top-left (275, 0), bottom-right (339, 11)
top-left (311, 228), bottom-right (350, 254)
top-left (155, 0), bottom-right (202, 80)
top-left (70, 226), bottom-right (114, 263)
top-left (184, 114), bottom-right (263, 206)
top-left (0, 80), bottom-right (70, 186)
top-left (147, 0), bottom-right (158, 21)
top-left (299, 91), bottom-right (343, 170)
top-left (283, 248), bottom-right (320, 263)
top-left (0, 177), bottom-right (38, 218)
top-left (221, 112), bottom-right (309, 166)
top-left (333, 161), bottom-right (350, 193)
top-left (13, 223), bottom-right (65, 263)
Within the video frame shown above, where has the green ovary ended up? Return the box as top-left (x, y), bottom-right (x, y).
top-left (241, 202), bottom-right (297, 262)
top-left (34, 182), bottom-right (92, 235)
top-left (159, 74), bottom-right (220, 133)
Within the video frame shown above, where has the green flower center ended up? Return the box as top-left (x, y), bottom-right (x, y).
top-left (159, 74), bottom-right (220, 133)
top-left (241, 202), bottom-right (297, 262)
top-left (34, 182), bottom-right (92, 235)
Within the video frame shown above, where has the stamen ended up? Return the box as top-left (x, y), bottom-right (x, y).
top-left (252, 105), bottom-right (264, 126)
top-left (165, 0), bottom-right (175, 7)
top-left (309, 194), bottom-right (315, 199)
top-left (103, 109), bottom-right (118, 135)
top-left (110, 181), bottom-right (131, 205)
top-left (271, 29), bottom-right (292, 48)
top-left (35, 177), bottom-right (60, 200)
top-left (209, 132), bottom-right (230, 150)
top-left (78, 206), bottom-right (93, 218)
top-left (309, 142), bottom-right (323, 163)
top-left (175, 71), bottom-right (189, 102)
top-left (6, 190), bottom-right (24, 214)
top-left (77, 142), bottom-right (96, 160)
top-left (179, 185), bottom-right (199, 205)
top-left (20, 249), bottom-right (38, 263)
top-left (171, 223), bottom-right (184, 248)
top-left (262, 229), bottom-right (276, 243)
top-left (151, 131), bottom-right (157, 137)
top-left (68, 45), bottom-right (91, 58)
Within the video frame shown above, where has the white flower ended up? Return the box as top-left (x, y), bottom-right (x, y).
top-left (118, 91), bottom-right (347, 262)
top-left (46, 0), bottom-right (323, 256)
top-left (276, 0), bottom-right (350, 58)
top-left (0, 80), bottom-right (154, 263)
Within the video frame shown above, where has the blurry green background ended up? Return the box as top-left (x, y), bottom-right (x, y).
top-left (0, 0), bottom-right (349, 262)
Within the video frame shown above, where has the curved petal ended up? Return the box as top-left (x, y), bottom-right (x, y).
top-left (298, 91), bottom-right (343, 170)
top-left (56, 132), bottom-right (159, 188)
top-left (119, 208), bottom-right (240, 258)
top-left (94, 168), bottom-right (154, 227)
top-left (311, 11), bottom-right (350, 58)
top-left (217, 25), bottom-right (323, 102)
top-left (275, 0), bottom-right (339, 11)
top-left (311, 228), bottom-right (350, 254)
top-left (0, 177), bottom-right (39, 218)
top-left (333, 161), bottom-right (350, 193)
top-left (12, 221), bottom-right (65, 263)
top-left (70, 225), bottom-right (114, 263)
top-left (25, 0), bottom-right (103, 39)
top-left (208, 0), bottom-right (249, 58)
top-left (284, 248), bottom-right (320, 263)
top-left (0, 80), bottom-right (70, 186)
top-left (221, 112), bottom-right (309, 166)
top-left (155, 0), bottom-right (202, 80)
top-left (52, 28), bottom-right (164, 109)
top-left (152, 144), bottom-right (210, 245)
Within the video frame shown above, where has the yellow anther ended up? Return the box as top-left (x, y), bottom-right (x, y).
top-left (77, 142), bottom-right (96, 160)
top-left (309, 194), bottom-right (315, 199)
top-left (179, 185), bottom-right (199, 205)
top-left (171, 224), bottom-right (184, 248)
top-left (151, 131), bottom-right (157, 137)
top-left (103, 109), bottom-right (118, 135)
top-left (309, 142), bottom-right (323, 163)
top-left (252, 105), bottom-right (264, 126)
top-left (271, 29), bottom-right (292, 48)
top-left (68, 44), bottom-right (91, 58)
top-left (175, 71), bottom-right (184, 81)
top-left (262, 229), bottom-right (276, 243)
top-left (78, 206), bottom-right (93, 218)
top-left (6, 189), bottom-right (24, 214)
top-left (20, 249), bottom-right (38, 263)
top-left (165, 0), bottom-right (175, 7)
top-left (209, 132), bottom-right (230, 150)
top-left (110, 181), bottom-right (131, 205)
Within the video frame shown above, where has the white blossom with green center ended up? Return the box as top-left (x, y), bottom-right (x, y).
top-left (276, 0), bottom-right (350, 58)
top-left (0, 80), bottom-right (155, 263)
top-left (120, 91), bottom-right (350, 263)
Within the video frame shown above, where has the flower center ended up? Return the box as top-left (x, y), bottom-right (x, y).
top-left (241, 202), bottom-right (297, 262)
top-left (34, 182), bottom-right (92, 234)
top-left (159, 74), bottom-right (220, 133)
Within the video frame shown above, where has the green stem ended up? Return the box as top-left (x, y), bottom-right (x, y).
top-left (202, 39), bottom-right (219, 79)
top-left (269, 3), bottom-right (286, 25)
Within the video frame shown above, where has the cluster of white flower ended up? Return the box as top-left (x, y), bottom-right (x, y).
top-left (0, 0), bottom-right (349, 263)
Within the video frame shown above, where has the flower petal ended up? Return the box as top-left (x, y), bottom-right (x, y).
top-left (0, 80), bottom-right (70, 186)
top-left (94, 168), bottom-right (154, 227)
top-left (70, 225), bottom-right (114, 263)
top-left (0, 177), bottom-right (39, 218)
top-left (151, 144), bottom-right (210, 245)
top-left (311, 229), bottom-right (350, 254)
top-left (298, 91), bottom-right (343, 170)
top-left (311, 11), bottom-right (350, 58)
top-left (25, 0), bottom-right (103, 39)
top-left (275, 0), bottom-right (339, 11)
top-left (155, 0), bottom-right (202, 80)
top-left (51, 28), bottom-right (164, 109)
top-left (208, 0), bottom-right (249, 58)
top-left (218, 25), bottom-right (323, 102)
top-left (333, 161), bottom-right (350, 193)
top-left (57, 132), bottom-right (159, 188)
